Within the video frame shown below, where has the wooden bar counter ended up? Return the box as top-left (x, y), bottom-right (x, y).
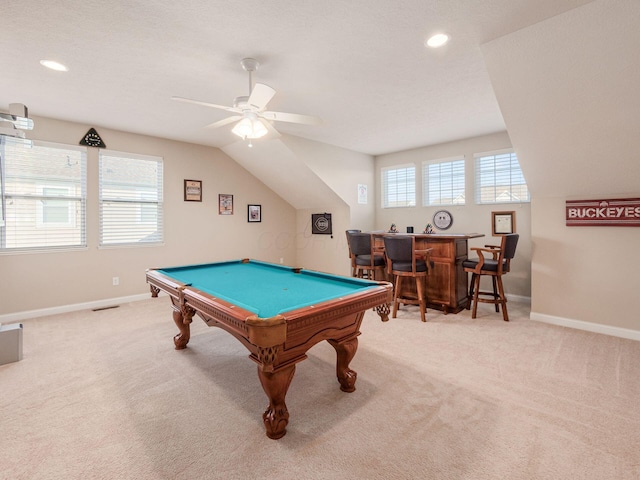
top-left (374, 232), bottom-right (484, 314)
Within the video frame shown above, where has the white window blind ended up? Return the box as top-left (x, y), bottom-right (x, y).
top-left (99, 150), bottom-right (163, 246)
top-left (0, 137), bottom-right (87, 253)
top-left (474, 150), bottom-right (530, 204)
top-left (382, 164), bottom-right (416, 208)
top-left (422, 156), bottom-right (465, 206)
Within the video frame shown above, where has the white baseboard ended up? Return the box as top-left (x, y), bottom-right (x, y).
top-left (530, 311), bottom-right (640, 342)
top-left (507, 293), bottom-right (531, 305)
top-left (0, 293), bottom-right (155, 323)
top-left (11, 293), bottom-right (636, 343)
top-left (3, 292), bottom-right (530, 324)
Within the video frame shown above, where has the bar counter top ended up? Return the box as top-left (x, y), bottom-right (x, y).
top-left (373, 232), bottom-right (484, 239)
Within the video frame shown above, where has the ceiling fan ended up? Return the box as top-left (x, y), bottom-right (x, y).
top-left (172, 58), bottom-right (321, 144)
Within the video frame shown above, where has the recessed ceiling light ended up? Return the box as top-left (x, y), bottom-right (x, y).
top-left (426, 34), bottom-right (449, 48)
top-left (40, 60), bottom-right (68, 72)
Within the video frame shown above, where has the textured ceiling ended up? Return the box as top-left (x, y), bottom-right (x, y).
top-left (1, 0), bottom-right (594, 156)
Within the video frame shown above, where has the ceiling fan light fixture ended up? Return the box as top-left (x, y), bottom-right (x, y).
top-left (232, 117), bottom-right (268, 139)
top-left (232, 117), bottom-right (253, 138)
top-left (251, 119), bottom-right (268, 138)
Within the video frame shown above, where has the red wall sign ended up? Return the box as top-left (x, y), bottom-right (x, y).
top-left (566, 198), bottom-right (640, 227)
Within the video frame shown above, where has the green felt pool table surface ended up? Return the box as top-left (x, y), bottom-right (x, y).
top-left (157, 259), bottom-right (382, 318)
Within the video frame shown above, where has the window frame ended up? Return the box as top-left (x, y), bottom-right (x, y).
top-left (98, 149), bottom-right (164, 248)
top-left (422, 156), bottom-right (466, 206)
top-left (381, 163), bottom-right (416, 208)
top-left (473, 149), bottom-right (530, 205)
top-left (0, 139), bottom-right (87, 254)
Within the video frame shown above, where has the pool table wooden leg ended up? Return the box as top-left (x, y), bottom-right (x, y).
top-left (170, 300), bottom-right (195, 350)
top-left (172, 308), bottom-right (191, 350)
top-left (258, 364), bottom-right (296, 440)
top-left (170, 289), bottom-right (196, 350)
top-left (375, 302), bottom-right (391, 321)
top-left (328, 335), bottom-right (359, 393)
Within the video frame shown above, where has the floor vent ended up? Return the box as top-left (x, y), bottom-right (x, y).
top-left (92, 305), bottom-right (120, 312)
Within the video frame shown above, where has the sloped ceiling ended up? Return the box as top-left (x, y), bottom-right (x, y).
top-left (481, 0), bottom-right (640, 198)
top-left (222, 137), bottom-right (346, 210)
top-left (1, 0), bottom-right (594, 157)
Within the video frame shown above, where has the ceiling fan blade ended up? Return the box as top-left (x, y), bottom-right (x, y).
top-left (248, 83), bottom-right (276, 111)
top-left (261, 111), bottom-right (322, 126)
top-left (171, 96), bottom-right (239, 113)
top-left (205, 116), bottom-right (242, 129)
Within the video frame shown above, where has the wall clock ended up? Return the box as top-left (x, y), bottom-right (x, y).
top-left (79, 128), bottom-right (106, 148)
top-left (433, 210), bottom-right (453, 230)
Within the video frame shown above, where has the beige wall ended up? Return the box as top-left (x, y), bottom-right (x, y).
top-left (295, 206), bottom-right (351, 275)
top-left (0, 116), bottom-right (377, 318)
top-left (480, 1), bottom-right (640, 338)
top-left (283, 136), bottom-right (376, 231)
top-left (375, 131), bottom-right (531, 300)
top-left (283, 136), bottom-right (376, 277)
top-left (0, 116), bottom-right (297, 316)
top-left (7, 117), bottom-right (637, 339)
top-left (531, 196), bottom-right (639, 332)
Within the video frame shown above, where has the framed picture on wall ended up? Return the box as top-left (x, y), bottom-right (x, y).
top-left (248, 204), bottom-right (261, 222)
top-left (219, 194), bottom-right (234, 215)
top-left (311, 213), bottom-right (332, 235)
top-left (184, 179), bottom-right (202, 202)
top-left (492, 211), bottom-right (516, 235)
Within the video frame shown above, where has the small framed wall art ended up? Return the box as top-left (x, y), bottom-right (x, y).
top-left (219, 194), bottom-right (234, 215)
top-left (492, 211), bottom-right (516, 235)
top-left (311, 213), bottom-right (332, 235)
top-left (184, 180), bottom-right (202, 202)
top-left (248, 204), bottom-right (261, 222)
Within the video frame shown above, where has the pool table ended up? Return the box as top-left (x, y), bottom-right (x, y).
top-left (146, 259), bottom-right (393, 439)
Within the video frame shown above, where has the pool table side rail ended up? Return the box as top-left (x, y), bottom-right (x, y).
top-left (179, 279), bottom-right (392, 372)
top-left (147, 267), bottom-right (392, 350)
top-left (146, 266), bottom-right (392, 323)
top-left (180, 277), bottom-right (390, 331)
top-left (146, 267), bottom-right (257, 320)
top-left (146, 268), bottom-right (191, 298)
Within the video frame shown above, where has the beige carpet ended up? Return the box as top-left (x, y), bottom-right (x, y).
top-left (1, 298), bottom-right (640, 480)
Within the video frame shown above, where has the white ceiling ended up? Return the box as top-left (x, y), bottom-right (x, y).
top-left (1, 0), bottom-right (594, 156)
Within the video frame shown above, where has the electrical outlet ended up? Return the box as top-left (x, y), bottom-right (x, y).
top-left (279, 258), bottom-right (284, 264)
top-left (112, 277), bottom-right (119, 286)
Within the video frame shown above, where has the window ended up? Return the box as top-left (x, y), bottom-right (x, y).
top-left (474, 150), bottom-right (530, 204)
top-left (99, 150), bottom-right (163, 246)
top-left (0, 138), bottom-right (86, 253)
top-left (422, 156), bottom-right (465, 206)
top-left (382, 164), bottom-right (416, 208)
